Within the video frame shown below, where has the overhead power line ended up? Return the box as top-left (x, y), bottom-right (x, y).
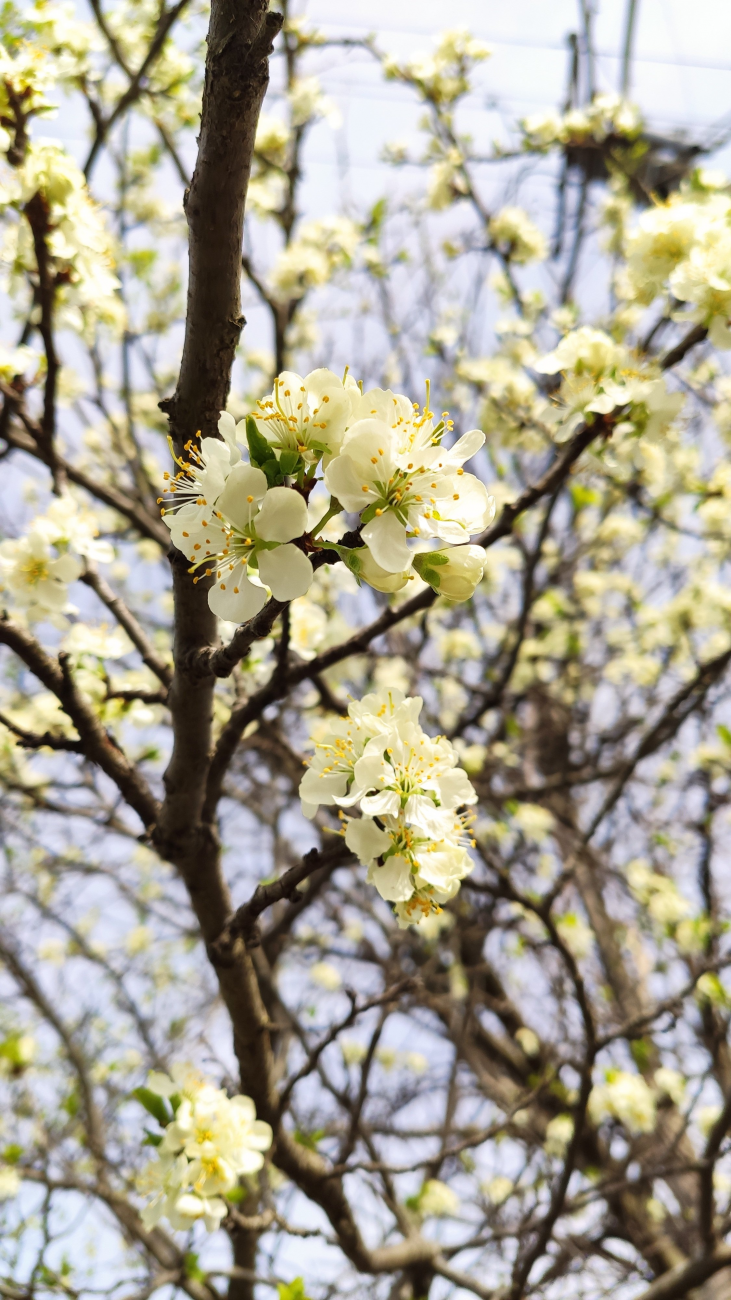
top-left (312, 16), bottom-right (731, 75)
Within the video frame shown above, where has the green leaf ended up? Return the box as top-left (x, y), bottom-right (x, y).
top-left (184, 1252), bottom-right (206, 1282)
top-left (294, 1127), bottom-right (326, 1151)
top-left (62, 1089), bottom-right (80, 1118)
top-left (2, 1144), bottom-right (22, 1164)
top-left (422, 569), bottom-right (441, 589)
top-left (412, 550), bottom-right (448, 588)
top-left (246, 414), bottom-right (275, 468)
top-left (225, 1185), bottom-right (245, 1203)
top-left (261, 457), bottom-right (285, 487)
top-left (142, 1130), bottom-right (163, 1147)
top-left (278, 1278), bottom-right (311, 1300)
top-left (370, 197), bottom-right (387, 231)
top-left (331, 546), bottom-right (363, 583)
top-left (717, 723), bottom-right (731, 748)
top-left (570, 484), bottom-right (600, 510)
top-left (278, 450), bottom-right (300, 477)
top-left (630, 1037), bottom-right (652, 1070)
top-left (132, 1086), bottom-right (172, 1127)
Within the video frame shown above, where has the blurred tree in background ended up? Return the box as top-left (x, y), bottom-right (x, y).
top-left (2, 3), bottom-right (731, 1300)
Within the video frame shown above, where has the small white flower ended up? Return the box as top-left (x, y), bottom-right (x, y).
top-left (309, 961), bottom-right (342, 991)
top-left (417, 1178), bottom-right (459, 1218)
top-left (482, 1174), bottom-right (513, 1205)
top-left (0, 1166), bottom-right (20, 1201)
top-left (300, 687), bottom-right (478, 924)
top-left (589, 1069), bottom-right (656, 1135)
top-left (489, 206), bottom-right (547, 264)
top-left (414, 544), bottom-right (486, 601)
top-left (137, 1065), bottom-right (272, 1235)
top-left (515, 1027), bottom-right (540, 1058)
top-left (254, 368), bottom-right (358, 467)
top-left (544, 1115), bottom-right (574, 1157)
top-left (171, 463), bottom-right (313, 624)
top-left (0, 529), bottom-right (81, 623)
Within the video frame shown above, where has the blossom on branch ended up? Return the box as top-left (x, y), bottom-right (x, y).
top-left (299, 688), bottom-right (477, 925)
top-left (163, 374), bottom-right (493, 620)
top-left (136, 1064), bottom-right (272, 1234)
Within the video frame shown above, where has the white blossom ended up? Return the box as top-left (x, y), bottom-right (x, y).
top-left (544, 1115), bottom-right (574, 1157)
top-left (0, 529), bottom-right (80, 623)
top-left (324, 399), bottom-right (492, 572)
top-left (0, 494), bottom-right (105, 625)
top-left (0, 1166), bottom-right (20, 1201)
top-left (165, 457), bottom-right (312, 623)
top-left (489, 206), bottom-right (547, 264)
top-left (309, 961), bottom-right (342, 990)
top-left (300, 688), bottom-right (477, 924)
top-left (589, 1069), bottom-right (656, 1135)
top-left (416, 1178), bottom-right (460, 1217)
top-left (253, 368), bottom-right (359, 467)
top-left (137, 1064), bottom-right (272, 1234)
top-left (483, 1174), bottom-right (513, 1204)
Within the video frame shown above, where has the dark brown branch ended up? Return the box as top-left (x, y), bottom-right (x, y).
top-left (0, 393), bottom-right (169, 547)
top-left (0, 617), bottom-right (158, 830)
top-left (586, 643), bottom-right (731, 840)
top-left (0, 710), bottom-right (84, 753)
top-left (659, 322), bottom-right (708, 371)
top-left (84, 0), bottom-right (193, 177)
top-left (209, 840), bottom-right (353, 956)
top-left (632, 1247), bottom-right (731, 1300)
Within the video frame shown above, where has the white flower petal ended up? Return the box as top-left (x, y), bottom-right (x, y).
top-left (367, 854), bottom-right (414, 902)
top-left (217, 463), bottom-right (268, 531)
top-left (361, 515), bottom-right (412, 573)
top-left (255, 486), bottom-right (308, 543)
top-left (208, 572), bottom-right (267, 622)
top-left (447, 428), bottom-right (485, 462)
top-left (50, 553), bottom-right (82, 583)
top-left (258, 544), bottom-right (313, 599)
top-left (344, 817), bottom-right (391, 864)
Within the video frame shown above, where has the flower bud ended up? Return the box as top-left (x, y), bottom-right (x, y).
top-left (413, 545), bottom-right (485, 601)
top-left (345, 546), bottom-right (411, 593)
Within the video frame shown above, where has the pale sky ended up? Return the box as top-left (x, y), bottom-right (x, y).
top-left (298, 0), bottom-right (731, 206)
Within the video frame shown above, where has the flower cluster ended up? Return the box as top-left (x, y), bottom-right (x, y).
top-left (269, 217), bottom-right (359, 301)
top-left (136, 1064), bottom-right (272, 1234)
top-left (161, 369), bottom-right (494, 623)
top-left (535, 326), bottom-right (684, 440)
top-left (0, 40), bottom-right (59, 137)
top-left (0, 141), bottom-right (123, 335)
top-left (521, 94), bottom-right (641, 151)
top-left (299, 688), bottom-right (477, 926)
top-left (588, 1068), bottom-right (657, 1135)
top-left (621, 182), bottom-right (731, 346)
top-left (384, 28), bottom-right (491, 105)
top-left (0, 495), bottom-right (112, 625)
top-left (489, 206), bottom-right (548, 264)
